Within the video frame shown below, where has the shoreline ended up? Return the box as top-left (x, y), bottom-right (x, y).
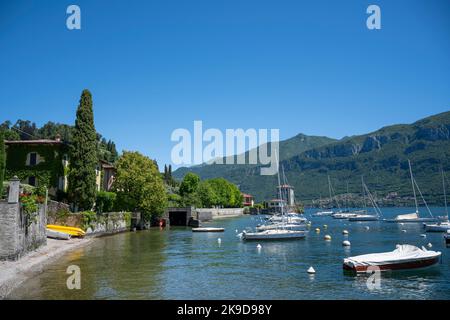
top-left (0, 237), bottom-right (95, 299)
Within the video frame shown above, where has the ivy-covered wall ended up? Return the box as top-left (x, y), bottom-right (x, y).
top-left (5, 143), bottom-right (68, 192)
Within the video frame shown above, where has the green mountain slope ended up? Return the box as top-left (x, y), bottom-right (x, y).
top-left (174, 111), bottom-right (450, 205)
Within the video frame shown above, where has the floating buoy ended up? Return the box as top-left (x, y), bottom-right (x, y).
top-left (365, 226), bottom-right (370, 231)
top-left (342, 230), bottom-right (349, 235)
top-left (400, 223), bottom-right (404, 226)
top-left (307, 267), bottom-right (316, 274)
top-left (402, 230), bottom-right (407, 233)
top-left (420, 234), bottom-right (427, 238)
top-left (315, 228), bottom-right (321, 233)
top-left (218, 238), bottom-right (222, 244)
top-left (235, 229), bottom-right (238, 233)
top-left (323, 225), bottom-right (328, 229)
top-left (324, 235), bottom-right (332, 241)
top-left (257, 244), bottom-right (262, 250)
top-left (427, 243), bottom-right (433, 249)
top-left (342, 240), bottom-right (351, 247)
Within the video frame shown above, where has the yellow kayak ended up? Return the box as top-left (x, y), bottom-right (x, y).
top-left (47, 225), bottom-right (86, 237)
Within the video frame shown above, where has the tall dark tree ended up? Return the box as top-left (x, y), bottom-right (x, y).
top-left (0, 130), bottom-right (5, 196)
top-left (68, 90), bottom-right (98, 211)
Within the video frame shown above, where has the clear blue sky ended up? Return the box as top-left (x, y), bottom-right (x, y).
top-left (1, 0), bottom-right (449, 168)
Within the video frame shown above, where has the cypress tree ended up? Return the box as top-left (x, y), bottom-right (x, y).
top-left (0, 130), bottom-right (5, 196)
top-left (68, 89), bottom-right (98, 211)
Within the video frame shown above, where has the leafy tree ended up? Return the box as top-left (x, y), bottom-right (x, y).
top-left (197, 181), bottom-right (218, 208)
top-left (12, 120), bottom-right (38, 140)
top-left (0, 121), bottom-right (20, 140)
top-left (113, 151), bottom-right (167, 219)
top-left (0, 130), bottom-right (5, 196)
top-left (68, 89), bottom-right (98, 211)
top-left (179, 172), bottom-right (200, 197)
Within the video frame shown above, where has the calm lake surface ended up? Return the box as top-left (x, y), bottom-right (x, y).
top-left (8, 207), bottom-right (450, 300)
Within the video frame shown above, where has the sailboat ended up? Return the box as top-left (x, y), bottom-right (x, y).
top-left (242, 153), bottom-right (306, 241)
top-left (348, 177), bottom-right (381, 222)
top-left (384, 160), bottom-right (440, 223)
top-left (312, 180), bottom-right (335, 217)
top-left (425, 167), bottom-right (450, 232)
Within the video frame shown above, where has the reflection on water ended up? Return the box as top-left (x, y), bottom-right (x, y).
top-left (8, 207), bottom-right (450, 300)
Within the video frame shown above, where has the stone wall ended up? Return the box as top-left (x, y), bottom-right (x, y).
top-left (196, 208), bottom-right (244, 220)
top-left (0, 177), bottom-right (47, 261)
top-left (47, 210), bottom-right (132, 236)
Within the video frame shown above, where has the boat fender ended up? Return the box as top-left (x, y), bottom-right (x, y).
top-left (307, 267), bottom-right (316, 274)
top-left (342, 240), bottom-right (351, 247)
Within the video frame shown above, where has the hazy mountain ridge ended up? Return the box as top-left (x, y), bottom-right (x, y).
top-left (174, 111), bottom-right (450, 204)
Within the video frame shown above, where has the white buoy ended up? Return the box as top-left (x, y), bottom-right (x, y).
top-left (342, 230), bottom-right (349, 235)
top-left (365, 226), bottom-right (370, 231)
top-left (342, 240), bottom-right (351, 247)
top-left (307, 267), bottom-right (316, 274)
top-left (420, 234), bottom-right (427, 238)
top-left (400, 223), bottom-right (404, 226)
top-left (324, 235), bottom-right (332, 241)
top-left (235, 229), bottom-right (238, 233)
top-left (218, 238), bottom-right (222, 244)
top-left (402, 230), bottom-right (407, 233)
top-left (323, 225), bottom-right (328, 229)
top-left (315, 228), bottom-right (321, 233)
top-left (257, 244), bottom-right (262, 250)
top-left (427, 243), bottom-right (433, 249)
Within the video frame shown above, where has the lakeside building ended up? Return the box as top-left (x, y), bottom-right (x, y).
top-left (4, 136), bottom-right (116, 196)
top-left (242, 193), bottom-right (254, 207)
top-left (277, 184), bottom-right (295, 207)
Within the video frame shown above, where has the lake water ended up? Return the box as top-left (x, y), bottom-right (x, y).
top-left (8, 207), bottom-right (450, 300)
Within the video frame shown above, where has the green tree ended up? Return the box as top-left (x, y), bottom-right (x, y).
top-left (179, 172), bottom-right (200, 196)
top-left (0, 130), bottom-right (5, 196)
top-left (68, 89), bottom-right (98, 211)
top-left (113, 151), bottom-right (167, 219)
top-left (197, 181), bottom-right (218, 207)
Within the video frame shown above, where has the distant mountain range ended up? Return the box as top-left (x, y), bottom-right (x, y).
top-left (174, 111), bottom-right (450, 206)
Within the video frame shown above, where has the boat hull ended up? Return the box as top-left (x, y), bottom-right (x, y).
top-left (348, 216), bottom-right (379, 222)
top-left (343, 255), bottom-right (441, 273)
top-left (192, 228), bottom-right (225, 233)
top-left (243, 231), bottom-right (306, 241)
top-left (425, 224), bottom-right (450, 232)
top-left (384, 218), bottom-right (438, 223)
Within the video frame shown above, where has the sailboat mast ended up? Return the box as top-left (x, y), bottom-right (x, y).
top-left (274, 151), bottom-right (285, 222)
top-left (328, 175), bottom-right (332, 209)
top-left (361, 176), bottom-right (367, 210)
top-left (442, 166), bottom-right (448, 217)
top-left (408, 159), bottom-right (419, 214)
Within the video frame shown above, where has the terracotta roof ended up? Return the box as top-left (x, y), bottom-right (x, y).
top-left (5, 139), bottom-right (64, 145)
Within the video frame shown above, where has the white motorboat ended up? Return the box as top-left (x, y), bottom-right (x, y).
top-left (312, 210), bottom-right (334, 217)
top-left (332, 211), bottom-right (358, 219)
top-left (343, 244), bottom-right (441, 273)
top-left (242, 229), bottom-right (306, 241)
top-left (256, 222), bottom-right (307, 232)
top-left (425, 221), bottom-right (450, 232)
top-left (192, 227), bottom-right (225, 233)
top-left (349, 214), bottom-right (379, 222)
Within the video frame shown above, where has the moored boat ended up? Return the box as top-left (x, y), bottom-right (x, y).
top-left (312, 210), bottom-right (334, 217)
top-left (343, 244), bottom-right (441, 273)
top-left (348, 214), bottom-right (379, 222)
top-left (47, 225), bottom-right (85, 237)
top-left (46, 229), bottom-right (72, 240)
top-left (256, 223), bottom-right (307, 232)
top-left (242, 229), bottom-right (306, 241)
top-left (192, 227), bottom-right (225, 233)
top-left (445, 231), bottom-right (450, 245)
top-left (425, 222), bottom-right (450, 233)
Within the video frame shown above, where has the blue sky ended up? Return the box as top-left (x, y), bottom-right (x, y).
top-left (0, 0), bottom-right (449, 168)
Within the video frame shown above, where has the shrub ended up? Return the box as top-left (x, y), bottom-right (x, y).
top-left (95, 191), bottom-right (117, 213)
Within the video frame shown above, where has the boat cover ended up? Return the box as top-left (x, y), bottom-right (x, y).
top-left (344, 245), bottom-right (441, 268)
top-left (395, 212), bottom-right (419, 220)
